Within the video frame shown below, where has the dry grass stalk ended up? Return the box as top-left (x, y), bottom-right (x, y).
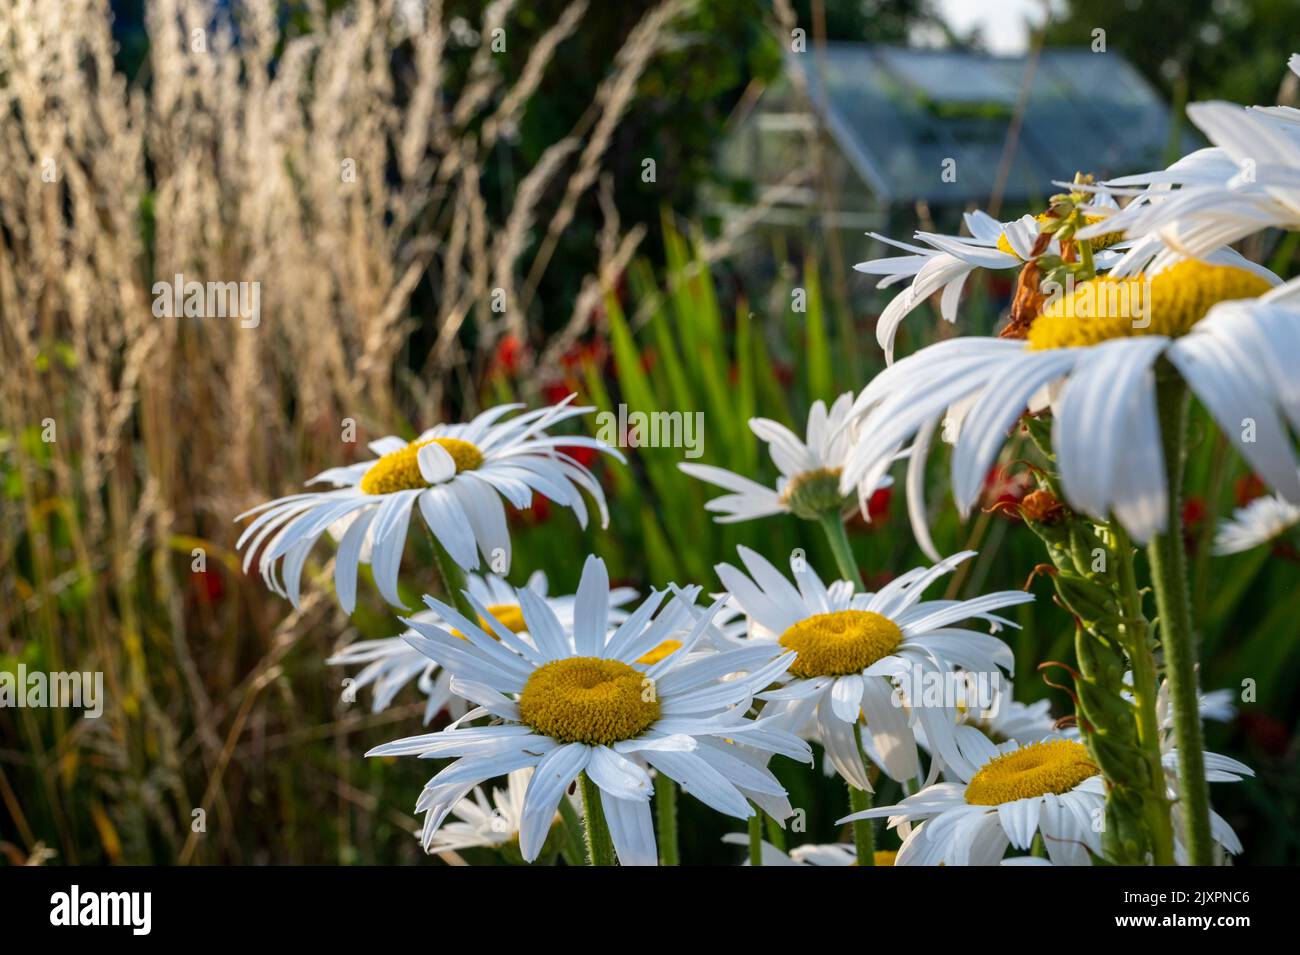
top-left (0, 0), bottom-right (684, 864)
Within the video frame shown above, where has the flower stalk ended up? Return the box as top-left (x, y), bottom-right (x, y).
top-left (426, 528), bottom-right (480, 624)
top-left (655, 773), bottom-right (680, 866)
top-left (1110, 523), bottom-right (1177, 866)
top-left (818, 511), bottom-right (864, 588)
top-left (1148, 373), bottom-right (1214, 865)
top-left (849, 723), bottom-right (876, 865)
top-left (578, 772), bottom-right (617, 866)
top-left (818, 512), bottom-right (877, 865)
top-left (1022, 416), bottom-right (1174, 864)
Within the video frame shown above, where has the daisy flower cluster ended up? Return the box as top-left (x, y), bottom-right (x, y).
top-left (231, 59), bottom-right (1300, 869)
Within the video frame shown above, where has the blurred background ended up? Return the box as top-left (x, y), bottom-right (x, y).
top-left (2, 0), bottom-right (1298, 866)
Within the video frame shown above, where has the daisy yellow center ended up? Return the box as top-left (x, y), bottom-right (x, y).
top-left (1026, 261), bottom-right (1270, 351)
top-left (964, 739), bottom-right (1097, 806)
top-left (452, 603), bottom-right (527, 640)
top-left (518, 657), bottom-right (660, 746)
top-left (359, 437), bottom-right (483, 495)
top-left (636, 639), bottom-right (682, 665)
top-left (779, 610), bottom-right (902, 679)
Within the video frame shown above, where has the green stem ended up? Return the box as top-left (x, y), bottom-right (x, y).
top-left (748, 809), bottom-right (763, 866)
top-left (849, 723), bottom-right (875, 865)
top-left (818, 512), bottom-right (863, 588)
top-left (848, 783), bottom-right (874, 865)
top-left (1112, 522), bottom-right (1177, 866)
top-left (1147, 375), bottom-right (1214, 865)
top-left (654, 774), bottom-right (679, 866)
top-left (764, 813), bottom-right (787, 851)
top-left (556, 793), bottom-right (587, 867)
top-left (578, 773), bottom-right (617, 866)
top-left (1078, 236), bottom-right (1096, 280)
top-left (427, 529), bottom-right (480, 623)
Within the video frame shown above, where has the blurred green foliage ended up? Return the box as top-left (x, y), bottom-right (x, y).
top-left (1048, 0), bottom-right (1300, 107)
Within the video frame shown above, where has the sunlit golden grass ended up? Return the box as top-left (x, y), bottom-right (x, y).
top-left (0, 0), bottom-right (686, 864)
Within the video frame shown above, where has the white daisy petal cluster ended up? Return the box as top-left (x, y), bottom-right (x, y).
top-left (842, 734), bottom-right (1108, 866)
top-left (838, 277), bottom-right (1300, 548)
top-left (721, 833), bottom-right (865, 866)
top-left (368, 555), bottom-right (811, 866)
top-left (713, 546), bottom-right (1032, 789)
top-left (1213, 493), bottom-right (1300, 554)
top-left (843, 726), bottom-right (1250, 867)
top-left (1081, 56), bottom-right (1300, 277)
top-left (326, 571), bottom-right (637, 724)
top-left (854, 197), bottom-right (1124, 362)
top-left (425, 768), bottom-right (568, 856)
top-left (679, 392), bottom-right (890, 523)
top-left (236, 395), bottom-right (622, 612)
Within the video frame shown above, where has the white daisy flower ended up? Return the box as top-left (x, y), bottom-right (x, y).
top-left (1084, 55), bottom-right (1300, 276)
top-left (678, 392), bottom-right (891, 522)
top-left (722, 836), bottom-right (1045, 866)
top-left (424, 768), bottom-right (572, 857)
top-left (838, 264), bottom-right (1300, 553)
top-left (847, 721), bottom-right (1252, 866)
top-left (234, 396), bottom-right (621, 612)
top-left (720, 834), bottom-right (871, 866)
top-left (328, 571), bottom-right (637, 724)
top-left (367, 555), bottom-right (812, 866)
top-left (855, 200), bottom-right (1123, 362)
top-left (841, 734), bottom-right (1107, 866)
top-left (1213, 494), bottom-right (1300, 555)
top-left (712, 546), bottom-right (1032, 789)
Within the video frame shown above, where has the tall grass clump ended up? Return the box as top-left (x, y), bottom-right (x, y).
top-left (0, 0), bottom-right (693, 864)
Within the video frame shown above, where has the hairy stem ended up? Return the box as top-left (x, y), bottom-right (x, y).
top-left (1111, 523), bottom-right (1176, 866)
top-left (578, 773), bottom-right (617, 866)
top-left (654, 774), bottom-right (679, 866)
top-left (849, 723), bottom-right (876, 865)
top-left (1147, 375), bottom-right (1213, 865)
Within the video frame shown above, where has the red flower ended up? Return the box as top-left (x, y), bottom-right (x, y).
top-left (512, 492), bottom-right (551, 526)
top-left (1234, 473), bottom-right (1266, 507)
top-left (845, 487), bottom-right (892, 532)
top-left (558, 444), bottom-right (598, 469)
top-left (192, 568), bottom-right (224, 604)
top-left (867, 486), bottom-right (892, 520)
top-left (1239, 712), bottom-right (1290, 757)
top-left (1181, 495), bottom-right (1208, 552)
top-left (542, 382), bottom-right (576, 406)
top-left (982, 465), bottom-right (1033, 519)
top-left (492, 333), bottom-right (526, 377)
top-left (560, 339), bottom-right (608, 372)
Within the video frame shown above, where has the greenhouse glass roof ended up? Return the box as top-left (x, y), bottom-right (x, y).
top-left (780, 44), bottom-right (1194, 204)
